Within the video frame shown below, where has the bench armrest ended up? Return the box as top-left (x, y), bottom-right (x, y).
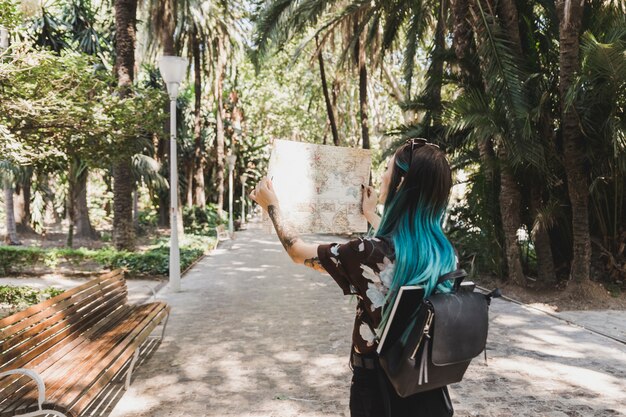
top-left (0, 369), bottom-right (68, 417)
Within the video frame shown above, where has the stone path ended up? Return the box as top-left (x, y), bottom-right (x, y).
top-left (101, 222), bottom-right (625, 417)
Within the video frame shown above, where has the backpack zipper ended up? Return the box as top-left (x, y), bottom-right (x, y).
top-left (410, 308), bottom-right (434, 360)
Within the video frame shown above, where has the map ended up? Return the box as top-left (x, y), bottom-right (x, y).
top-left (265, 139), bottom-right (371, 234)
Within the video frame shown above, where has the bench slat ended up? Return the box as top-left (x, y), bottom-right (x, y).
top-left (36, 305), bottom-right (156, 407)
top-left (0, 302), bottom-right (131, 411)
top-left (0, 288), bottom-right (127, 370)
top-left (67, 304), bottom-right (170, 415)
top-left (0, 270), bottom-right (123, 329)
top-left (0, 270), bottom-right (169, 417)
top-left (0, 273), bottom-right (125, 344)
top-left (0, 281), bottom-right (127, 360)
top-left (2, 303), bottom-right (168, 416)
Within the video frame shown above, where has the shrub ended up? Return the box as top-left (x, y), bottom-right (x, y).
top-left (0, 285), bottom-right (64, 306)
top-left (183, 204), bottom-right (223, 236)
top-left (0, 234), bottom-right (216, 277)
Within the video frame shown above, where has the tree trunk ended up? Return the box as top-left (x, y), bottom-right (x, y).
top-left (557, 0), bottom-right (590, 282)
top-left (73, 162), bottom-right (97, 239)
top-left (496, 0), bottom-right (523, 51)
top-left (498, 148), bottom-right (526, 285)
top-left (530, 185), bottom-right (556, 283)
top-left (113, 0), bottom-right (137, 250)
top-left (104, 171), bottom-right (113, 218)
top-left (192, 30), bottom-right (206, 208)
top-left (424, 0), bottom-right (447, 131)
top-left (316, 36), bottom-right (339, 146)
top-left (156, 0), bottom-right (176, 227)
top-left (186, 161), bottom-right (194, 207)
top-left (67, 165), bottom-right (76, 247)
top-left (158, 0), bottom-right (176, 55)
top-left (113, 159), bottom-right (135, 250)
top-left (4, 178), bottom-right (20, 245)
top-left (215, 35), bottom-right (226, 217)
top-left (157, 141), bottom-right (169, 226)
top-left (14, 168), bottom-right (32, 233)
top-left (133, 188), bottom-right (139, 228)
top-left (353, 15), bottom-right (370, 149)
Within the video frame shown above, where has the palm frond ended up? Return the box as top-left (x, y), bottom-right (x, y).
top-left (402, 0), bottom-right (430, 95)
top-left (132, 154), bottom-right (168, 190)
top-left (472, 3), bottom-right (546, 170)
top-left (252, 0), bottom-right (336, 68)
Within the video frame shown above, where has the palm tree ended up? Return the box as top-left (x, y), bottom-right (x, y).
top-left (146, 0), bottom-right (177, 225)
top-left (112, 0), bottom-right (139, 250)
top-left (445, 0), bottom-right (550, 285)
top-left (183, 0), bottom-right (243, 216)
top-left (190, 27), bottom-right (206, 206)
top-left (569, 9), bottom-right (626, 283)
top-left (557, 0), bottom-right (590, 282)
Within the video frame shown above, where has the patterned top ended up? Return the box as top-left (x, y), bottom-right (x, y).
top-left (317, 236), bottom-right (395, 355)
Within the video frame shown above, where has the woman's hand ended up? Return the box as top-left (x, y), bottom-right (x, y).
top-left (361, 184), bottom-right (381, 231)
top-left (361, 184), bottom-right (378, 216)
top-left (249, 176), bottom-right (279, 212)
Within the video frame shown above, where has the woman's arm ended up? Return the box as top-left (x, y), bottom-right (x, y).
top-left (250, 177), bottom-right (326, 273)
top-left (266, 204), bottom-right (326, 272)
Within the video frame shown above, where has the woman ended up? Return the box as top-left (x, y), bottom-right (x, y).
top-left (249, 138), bottom-right (456, 417)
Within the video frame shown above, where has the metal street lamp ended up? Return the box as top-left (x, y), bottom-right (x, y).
top-left (158, 55), bottom-right (187, 293)
top-left (0, 26), bottom-right (9, 50)
top-left (240, 173), bottom-right (248, 226)
top-left (226, 154), bottom-right (237, 236)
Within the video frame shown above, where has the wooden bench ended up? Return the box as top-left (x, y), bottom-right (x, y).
top-left (0, 270), bottom-right (170, 417)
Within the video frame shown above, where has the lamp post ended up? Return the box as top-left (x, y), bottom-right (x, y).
top-left (158, 55), bottom-right (187, 292)
top-left (0, 26), bottom-right (9, 50)
top-left (226, 154), bottom-right (237, 236)
top-left (240, 173), bottom-right (247, 226)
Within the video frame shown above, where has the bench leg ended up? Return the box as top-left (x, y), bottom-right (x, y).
top-left (125, 349), bottom-right (140, 390)
top-left (160, 311), bottom-right (170, 340)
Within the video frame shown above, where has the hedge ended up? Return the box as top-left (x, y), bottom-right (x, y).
top-left (0, 234), bottom-right (216, 276)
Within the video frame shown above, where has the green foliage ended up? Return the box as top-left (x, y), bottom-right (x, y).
top-left (446, 165), bottom-right (505, 278)
top-left (0, 285), bottom-right (64, 307)
top-left (0, 0), bottom-right (22, 29)
top-left (0, 43), bottom-right (166, 167)
top-left (238, 55), bottom-right (326, 144)
top-left (183, 204), bottom-right (223, 235)
top-left (0, 234), bottom-right (215, 276)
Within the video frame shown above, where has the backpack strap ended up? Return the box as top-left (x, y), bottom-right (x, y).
top-left (437, 269), bottom-right (467, 291)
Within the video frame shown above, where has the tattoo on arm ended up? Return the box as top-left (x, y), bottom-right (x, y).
top-left (267, 205), bottom-right (300, 252)
top-left (304, 256), bottom-right (327, 274)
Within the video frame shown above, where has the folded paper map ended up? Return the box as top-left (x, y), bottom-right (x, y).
top-left (265, 139), bottom-right (371, 234)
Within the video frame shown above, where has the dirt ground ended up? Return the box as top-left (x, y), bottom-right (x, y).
top-left (474, 275), bottom-right (626, 312)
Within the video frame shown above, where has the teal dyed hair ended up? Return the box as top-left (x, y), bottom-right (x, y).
top-left (375, 141), bottom-right (457, 333)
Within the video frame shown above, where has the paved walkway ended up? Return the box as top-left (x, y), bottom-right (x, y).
top-left (107, 223), bottom-right (626, 417)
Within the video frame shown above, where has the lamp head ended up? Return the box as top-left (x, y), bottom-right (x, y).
top-left (158, 56), bottom-right (187, 99)
top-left (226, 154), bottom-right (237, 169)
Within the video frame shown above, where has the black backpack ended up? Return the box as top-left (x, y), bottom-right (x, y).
top-left (378, 269), bottom-right (501, 398)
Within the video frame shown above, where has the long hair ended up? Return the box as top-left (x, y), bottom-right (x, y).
top-left (375, 140), bottom-right (456, 333)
